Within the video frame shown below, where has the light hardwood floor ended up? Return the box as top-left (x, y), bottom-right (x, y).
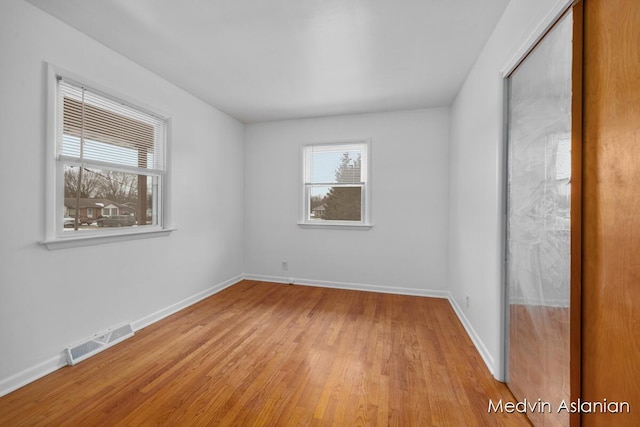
top-left (508, 305), bottom-right (570, 427)
top-left (0, 280), bottom-right (529, 426)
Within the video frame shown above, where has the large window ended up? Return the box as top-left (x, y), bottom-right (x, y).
top-left (46, 72), bottom-right (169, 247)
top-left (301, 141), bottom-right (371, 227)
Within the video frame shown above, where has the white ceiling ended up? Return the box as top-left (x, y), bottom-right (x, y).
top-left (26, 0), bottom-right (510, 123)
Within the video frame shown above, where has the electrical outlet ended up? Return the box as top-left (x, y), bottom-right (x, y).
top-left (282, 261), bottom-right (288, 271)
top-left (465, 295), bottom-right (470, 309)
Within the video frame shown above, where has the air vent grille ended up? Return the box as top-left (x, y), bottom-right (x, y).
top-left (66, 323), bottom-right (134, 365)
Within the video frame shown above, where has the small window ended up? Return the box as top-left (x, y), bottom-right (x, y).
top-left (52, 75), bottom-right (167, 238)
top-left (301, 141), bottom-right (370, 227)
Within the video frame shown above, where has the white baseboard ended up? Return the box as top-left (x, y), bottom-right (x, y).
top-left (132, 274), bottom-right (243, 331)
top-left (0, 353), bottom-right (67, 398)
top-left (243, 274), bottom-right (450, 299)
top-left (508, 296), bottom-right (570, 308)
top-left (447, 295), bottom-right (495, 376)
top-left (0, 274), bottom-right (244, 398)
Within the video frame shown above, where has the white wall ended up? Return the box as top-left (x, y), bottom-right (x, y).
top-left (449, 0), bottom-right (570, 378)
top-left (244, 109), bottom-right (450, 295)
top-left (0, 0), bottom-right (244, 394)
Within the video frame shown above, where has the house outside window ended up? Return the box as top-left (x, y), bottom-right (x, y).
top-left (301, 141), bottom-right (371, 228)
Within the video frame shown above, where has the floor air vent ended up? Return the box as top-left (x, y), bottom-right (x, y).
top-left (66, 323), bottom-right (134, 365)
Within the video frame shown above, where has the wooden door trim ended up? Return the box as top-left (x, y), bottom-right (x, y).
top-left (570, 2), bottom-right (583, 427)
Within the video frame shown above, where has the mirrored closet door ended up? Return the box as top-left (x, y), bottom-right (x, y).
top-left (505, 4), bottom-right (581, 426)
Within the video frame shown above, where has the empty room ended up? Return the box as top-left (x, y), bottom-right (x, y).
top-left (0, 0), bottom-right (638, 426)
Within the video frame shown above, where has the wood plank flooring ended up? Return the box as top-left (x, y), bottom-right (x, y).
top-left (0, 280), bottom-right (529, 426)
top-left (508, 305), bottom-right (570, 427)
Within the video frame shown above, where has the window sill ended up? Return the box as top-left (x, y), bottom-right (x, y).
top-left (41, 228), bottom-right (176, 251)
top-left (297, 222), bottom-right (373, 231)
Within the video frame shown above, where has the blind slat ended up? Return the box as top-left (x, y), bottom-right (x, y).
top-left (58, 79), bottom-right (166, 172)
top-left (305, 144), bottom-right (365, 185)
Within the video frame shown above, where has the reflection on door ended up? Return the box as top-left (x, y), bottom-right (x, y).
top-left (506, 10), bottom-right (573, 427)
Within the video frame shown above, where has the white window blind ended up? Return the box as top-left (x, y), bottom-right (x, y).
top-left (57, 78), bottom-right (166, 174)
top-left (305, 143), bottom-right (366, 185)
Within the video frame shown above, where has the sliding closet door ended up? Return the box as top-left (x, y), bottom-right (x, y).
top-left (505, 8), bottom-right (576, 427)
top-left (582, 1), bottom-right (640, 425)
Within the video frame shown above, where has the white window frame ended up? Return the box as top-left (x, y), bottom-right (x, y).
top-left (299, 140), bottom-right (372, 230)
top-left (42, 64), bottom-right (174, 250)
